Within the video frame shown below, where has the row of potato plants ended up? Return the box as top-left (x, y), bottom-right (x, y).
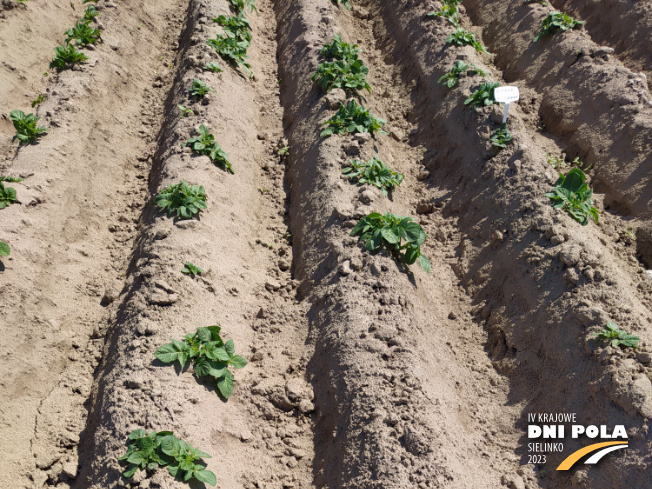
top-left (120, 0), bottom-right (257, 486)
top-left (429, 0), bottom-right (639, 346)
top-left (1, 1), bottom-right (103, 260)
top-left (313, 33), bottom-right (432, 273)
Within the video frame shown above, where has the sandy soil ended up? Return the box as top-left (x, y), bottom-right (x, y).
top-left (1, 0), bottom-right (651, 488)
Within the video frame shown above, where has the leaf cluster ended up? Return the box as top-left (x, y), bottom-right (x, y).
top-left (320, 100), bottom-right (387, 138)
top-left (490, 123), bottom-right (512, 150)
top-left (82, 4), bottom-right (99, 22)
top-left (119, 430), bottom-right (216, 486)
top-left (0, 182), bottom-right (17, 209)
top-left (10, 110), bottom-right (48, 144)
top-left (183, 124), bottom-right (233, 174)
top-left (155, 181), bottom-right (207, 219)
top-left (351, 212), bottom-right (431, 273)
top-left (65, 21), bottom-right (101, 46)
top-left (342, 156), bottom-right (404, 196)
top-left (445, 27), bottom-right (489, 54)
top-left (331, 0), bottom-right (351, 10)
top-left (533, 11), bottom-right (584, 42)
top-left (0, 176), bottom-right (24, 183)
top-left (177, 105), bottom-right (193, 117)
top-left (206, 36), bottom-right (252, 76)
top-left (0, 241), bottom-right (9, 258)
top-left (545, 168), bottom-right (599, 225)
top-left (182, 262), bottom-right (204, 277)
top-left (311, 58), bottom-right (371, 94)
top-left (464, 81), bottom-right (499, 108)
top-left (319, 35), bottom-right (362, 61)
top-left (228, 0), bottom-right (257, 14)
top-left (50, 44), bottom-right (89, 72)
top-left (213, 13), bottom-right (252, 43)
top-left (155, 326), bottom-right (248, 399)
top-left (593, 322), bottom-right (640, 350)
top-left (438, 60), bottom-right (468, 88)
top-left (31, 94), bottom-right (47, 108)
top-left (203, 61), bottom-right (222, 73)
top-left (187, 78), bottom-right (214, 98)
top-left (427, 4), bottom-right (460, 27)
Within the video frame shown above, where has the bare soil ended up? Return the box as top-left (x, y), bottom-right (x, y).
top-left (1, 0), bottom-right (651, 488)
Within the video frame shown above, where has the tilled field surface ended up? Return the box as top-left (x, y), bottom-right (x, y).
top-left (1, 0), bottom-right (652, 488)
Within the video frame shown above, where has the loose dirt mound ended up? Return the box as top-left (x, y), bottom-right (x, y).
top-left (1, 0), bottom-right (651, 488)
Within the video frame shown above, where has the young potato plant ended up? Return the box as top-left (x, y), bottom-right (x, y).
top-left (10, 110), bottom-right (48, 144)
top-left (593, 322), bottom-right (640, 350)
top-left (0, 176), bottom-right (24, 183)
top-left (82, 4), bottom-right (99, 22)
top-left (203, 61), bottom-right (222, 73)
top-left (31, 94), bottom-right (47, 108)
top-left (0, 241), bottom-right (9, 258)
top-left (155, 326), bottom-right (248, 399)
top-left (206, 36), bottom-right (252, 76)
top-left (0, 182), bottom-right (17, 209)
top-left (182, 262), bottom-right (204, 277)
top-left (177, 105), bottom-right (193, 117)
top-left (213, 13), bottom-right (252, 43)
top-left (183, 124), bottom-right (234, 174)
top-left (465, 81), bottom-right (499, 108)
top-left (351, 212), bottom-right (431, 273)
top-left (445, 28), bottom-right (489, 54)
top-left (187, 79), bottom-right (214, 98)
top-left (320, 100), bottom-right (387, 138)
top-left (342, 155), bottom-right (404, 196)
top-left (228, 0), bottom-right (257, 14)
top-left (533, 12), bottom-right (584, 42)
top-left (438, 60), bottom-right (468, 88)
top-left (427, 4), bottom-right (460, 27)
top-left (490, 124), bottom-right (512, 150)
top-left (311, 59), bottom-right (371, 94)
top-left (155, 181), bottom-right (207, 219)
top-left (50, 44), bottom-right (89, 72)
top-left (319, 35), bottom-right (361, 61)
top-left (545, 168), bottom-right (599, 225)
top-left (331, 0), bottom-right (351, 10)
top-left (65, 21), bottom-right (101, 46)
top-left (120, 430), bottom-right (217, 486)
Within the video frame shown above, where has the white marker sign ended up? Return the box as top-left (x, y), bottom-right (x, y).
top-left (494, 86), bottom-right (520, 124)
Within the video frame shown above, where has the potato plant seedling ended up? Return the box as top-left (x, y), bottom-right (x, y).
top-left (183, 124), bottom-right (234, 174)
top-left (445, 28), bottom-right (489, 54)
top-left (187, 79), bottom-right (214, 98)
top-left (593, 322), bottom-right (640, 350)
top-left (320, 100), bottom-right (387, 137)
top-left (10, 110), bottom-right (48, 144)
top-left (177, 105), bottom-right (193, 117)
top-left (0, 176), bottom-right (24, 183)
top-left (213, 13), bottom-right (252, 43)
top-left (533, 12), bottom-right (584, 42)
top-left (319, 35), bottom-right (361, 61)
top-left (0, 182), bottom-right (17, 209)
top-left (50, 44), bottom-right (89, 72)
top-left (207, 36), bottom-right (252, 76)
top-left (545, 168), bottom-right (599, 225)
top-left (31, 94), bottom-right (47, 108)
top-left (119, 430), bottom-right (217, 486)
top-left (342, 156), bottom-right (404, 196)
top-left (427, 4), bottom-right (460, 27)
top-left (438, 60), bottom-right (468, 88)
top-left (311, 58), bottom-right (371, 94)
top-left (155, 181), bottom-right (207, 219)
top-left (182, 262), bottom-right (204, 277)
top-left (490, 124), bottom-right (512, 150)
top-left (331, 0), bottom-right (351, 10)
top-left (155, 326), bottom-right (248, 399)
top-left (351, 212), bottom-right (431, 273)
top-left (465, 81), bottom-right (499, 108)
top-left (82, 4), bottom-right (99, 22)
top-left (0, 241), bottom-right (9, 258)
top-left (228, 0), bottom-right (256, 14)
top-left (65, 21), bottom-right (101, 46)
top-left (203, 62), bottom-right (222, 73)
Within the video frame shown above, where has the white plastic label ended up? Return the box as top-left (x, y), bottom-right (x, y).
top-left (494, 86), bottom-right (520, 103)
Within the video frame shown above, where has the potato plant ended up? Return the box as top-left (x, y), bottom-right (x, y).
top-left (31, 94), bottom-right (47, 108)
top-left (351, 212), bottom-right (431, 273)
top-left (533, 11), bottom-right (584, 42)
top-left (545, 168), bottom-right (599, 225)
top-left (320, 100), bottom-right (387, 137)
top-left (312, 58), bottom-right (371, 94)
top-left (182, 262), bottom-right (204, 277)
top-left (207, 36), bottom-right (252, 76)
top-left (82, 4), bottom-right (99, 22)
top-left (319, 35), bottom-right (361, 61)
top-left (593, 322), bottom-right (640, 349)
top-left (213, 13), bottom-right (252, 43)
top-left (228, 0), bottom-right (256, 14)
top-left (203, 62), bottom-right (222, 73)
top-left (187, 79), bottom-right (214, 98)
top-left (445, 28), bottom-right (489, 54)
top-left (65, 21), bottom-right (101, 46)
top-left (50, 44), bottom-right (89, 72)
top-left (0, 182), bottom-right (17, 209)
top-left (183, 124), bottom-right (234, 174)
top-left (464, 81), bottom-right (499, 108)
top-left (120, 430), bottom-right (216, 486)
top-left (10, 110), bottom-right (48, 144)
top-left (490, 124), bottom-right (512, 150)
top-left (155, 181), bottom-right (207, 219)
top-left (155, 326), bottom-right (248, 399)
top-left (427, 4), bottom-right (460, 26)
top-left (342, 156), bottom-right (404, 196)
top-left (0, 241), bottom-right (9, 258)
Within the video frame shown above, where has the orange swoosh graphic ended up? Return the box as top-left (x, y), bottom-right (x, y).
top-left (557, 441), bottom-right (628, 470)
